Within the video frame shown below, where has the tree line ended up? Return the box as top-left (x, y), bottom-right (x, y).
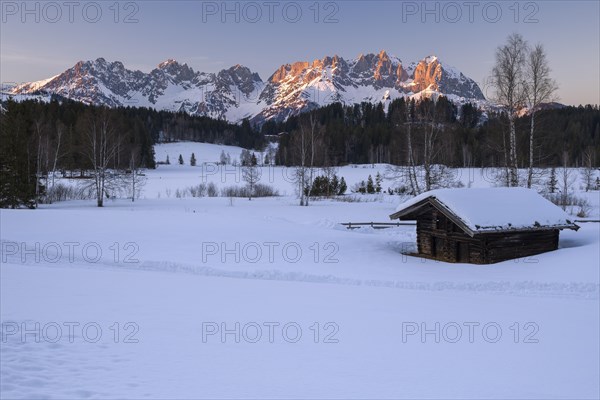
top-left (0, 98), bottom-right (266, 208)
top-left (2, 96), bottom-right (597, 208)
top-left (272, 99), bottom-right (599, 169)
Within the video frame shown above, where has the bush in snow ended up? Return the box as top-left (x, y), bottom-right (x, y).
top-left (388, 185), bottom-right (410, 195)
top-left (253, 183), bottom-right (279, 197)
top-left (221, 184), bottom-right (278, 198)
top-left (333, 195), bottom-right (379, 203)
top-left (40, 183), bottom-right (94, 203)
top-left (219, 150), bottom-right (231, 165)
top-left (544, 192), bottom-right (590, 216)
top-left (188, 184), bottom-right (207, 197)
top-left (207, 182), bottom-right (219, 197)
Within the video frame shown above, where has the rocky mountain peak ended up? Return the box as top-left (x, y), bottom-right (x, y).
top-left (217, 64), bottom-right (262, 96)
top-left (151, 60), bottom-right (196, 86)
top-left (8, 52), bottom-right (488, 124)
top-left (157, 59), bottom-right (180, 69)
top-left (378, 49), bottom-right (390, 60)
top-left (373, 50), bottom-right (402, 83)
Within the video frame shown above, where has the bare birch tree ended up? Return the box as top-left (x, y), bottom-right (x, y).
top-left (50, 121), bottom-right (64, 189)
top-left (82, 108), bottom-right (122, 207)
top-left (33, 117), bottom-right (46, 204)
top-left (242, 163), bottom-right (260, 200)
top-left (581, 148), bottom-right (596, 192)
top-left (385, 99), bottom-right (421, 195)
top-left (128, 150), bottom-right (147, 202)
top-left (490, 33), bottom-right (528, 187)
top-left (524, 43), bottom-right (558, 188)
top-left (295, 114), bottom-right (321, 206)
top-left (405, 100), bottom-right (421, 194)
top-left (559, 151), bottom-right (575, 211)
top-left (422, 102), bottom-right (445, 192)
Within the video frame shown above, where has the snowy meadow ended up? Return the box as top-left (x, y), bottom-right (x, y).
top-left (1, 142), bottom-right (599, 399)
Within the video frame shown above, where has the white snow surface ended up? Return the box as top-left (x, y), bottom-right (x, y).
top-left (1, 142), bottom-right (599, 399)
top-left (394, 187), bottom-right (577, 232)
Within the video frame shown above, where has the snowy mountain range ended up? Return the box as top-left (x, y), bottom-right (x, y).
top-left (4, 51), bottom-right (488, 124)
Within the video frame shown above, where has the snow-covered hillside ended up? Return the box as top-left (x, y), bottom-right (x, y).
top-left (1, 142), bottom-right (599, 399)
top-left (153, 141), bottom-right (245, 165)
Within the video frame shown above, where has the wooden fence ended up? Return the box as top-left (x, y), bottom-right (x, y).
top-left (340, 222), bottom-right (416, 230)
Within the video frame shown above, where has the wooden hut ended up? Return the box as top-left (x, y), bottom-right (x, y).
top-left (389, 188), bottom-right (579, 264)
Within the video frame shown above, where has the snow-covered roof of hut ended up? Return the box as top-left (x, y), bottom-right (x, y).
top-left (390, 188), bottom-right (579, 236)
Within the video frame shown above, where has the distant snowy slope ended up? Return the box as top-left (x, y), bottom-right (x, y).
top-left (154, 142), bottom-right (245, 165)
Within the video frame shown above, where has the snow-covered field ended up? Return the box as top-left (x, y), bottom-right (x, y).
top-left (1, 142), bottom-right (599, 399)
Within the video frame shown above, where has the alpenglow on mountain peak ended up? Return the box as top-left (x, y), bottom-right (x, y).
top-left (6, 52), bottom-right (487, 124)
top-left (157, 59), bottom-right (180, 68)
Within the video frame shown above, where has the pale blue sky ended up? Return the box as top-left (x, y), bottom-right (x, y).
top-left (1, 0), bottom-right (599, 105)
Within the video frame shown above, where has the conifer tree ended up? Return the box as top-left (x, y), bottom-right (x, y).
top-left (366, 175), bottom-right (375, 194)
top-left (375, 172), bottom-right (383, 193)
top-left (331, 175), bottom-right (339, 197)
top-left (547, 167), bottom-right (557, 193)
top-left (0, 101), bottom-right (39, 208)
top-left (338, 177), bottom-right (347, 195)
